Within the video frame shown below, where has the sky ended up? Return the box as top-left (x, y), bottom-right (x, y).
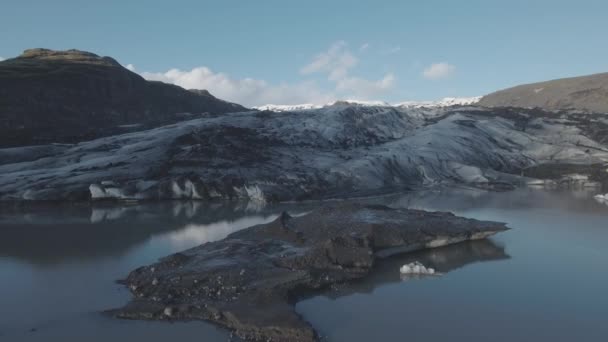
top-left (1, 0), bottom-right (608, 107)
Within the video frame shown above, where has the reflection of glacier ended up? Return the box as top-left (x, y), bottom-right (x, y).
top-left (2, 188), bottom-right (606, 266)
top-left (378, 187), bottom-right (608, 214)
top-left (162, 215), bottom-right (279, 249)
top-left (318, 239), bottom-right (510, 299)
top-left (0, 201), bottom-right (313, 265)
top-left (90, 206), bottom-right (130, 223)
top-left (89, 201), bottom-right (272, 224)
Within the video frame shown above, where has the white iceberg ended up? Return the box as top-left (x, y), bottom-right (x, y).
top-left (593, 193), bottom-right (607, 200)
top-left (593, 193), bottom-right (608, 205)
top-left (399, 261), bottom-right (436, 275)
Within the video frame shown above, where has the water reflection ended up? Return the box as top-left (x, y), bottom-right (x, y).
top-left (0, 201), bottom-right (314, 265)
top-left (296, 188), bottom-right (608, 342)
top-left (320, 239), bottom-right (509, 300)
top-left (0, 201), bottom-right (310, 341)
top-left (161, 215), bottom-right (278, 249)
top-left (379, 186), bottom-right (608, 214)
top-left (1, 188), bottom-right (608, 342)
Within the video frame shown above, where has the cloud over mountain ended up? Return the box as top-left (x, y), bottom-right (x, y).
top-left (422, 62), bottom-right (455, 80)
top-left (135, 41), bottom-right (396, 107)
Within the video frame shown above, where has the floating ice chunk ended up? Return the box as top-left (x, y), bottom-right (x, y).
top-left (593, 193), bottom-right (607, 200)
top-left (399, 261), bottom-right (436, 275)
top-left (593, 193), bottom-right (608, 205)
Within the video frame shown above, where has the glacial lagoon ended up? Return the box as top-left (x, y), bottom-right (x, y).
top-left (1, 188), bottom-right (607, 341)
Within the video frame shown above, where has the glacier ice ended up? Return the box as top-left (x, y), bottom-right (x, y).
top-left (399, 261), bottom-right (436, 275)
top-left (1, 105), bottom-right (607, 201)
top-left (594, 193), bottom-right (608, 204)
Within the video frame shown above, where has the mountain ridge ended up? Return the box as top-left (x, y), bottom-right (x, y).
top-left (478, 72), bottom-right (608, 113)
top-left (254, 97), bottom-right (481, 112)
top-left (0, 48), bottom-right (247, 147)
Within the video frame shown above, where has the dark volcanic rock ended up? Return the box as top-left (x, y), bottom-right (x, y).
top-left (111, 203), bottom-right (509, 341)
top-left (0, 48), bottom-right (246, 147)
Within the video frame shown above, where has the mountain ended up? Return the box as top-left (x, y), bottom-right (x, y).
top-left (0, 48), bottom-right (247, 147)
top-left (396, 96), bottom-right (481, 108)
top-left (478, 72), bottom-right (608, 113)
top-left (252, 101), bottom-right (390, 112)
top-left (254, 104), bottom-right (320, 111)
top-left (254, 97), bottom-right (480, 112)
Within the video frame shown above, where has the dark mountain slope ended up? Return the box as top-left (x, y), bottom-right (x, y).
top-left (478, 72), bottom-right (608, 113)
top-left (0, 48), bottom-right (246, 147)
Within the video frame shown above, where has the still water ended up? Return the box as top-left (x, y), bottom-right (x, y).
top-left (1, 188), bottom-right (607, 341)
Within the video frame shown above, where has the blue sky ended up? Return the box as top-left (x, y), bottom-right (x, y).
top-left (1, 0), bottom-right (607, 106)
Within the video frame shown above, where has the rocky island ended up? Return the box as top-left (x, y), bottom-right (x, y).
top-left (110, 203), bottom-right (509, 341)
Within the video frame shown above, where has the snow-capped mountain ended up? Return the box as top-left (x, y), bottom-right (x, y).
top-left (333, 99), bottom-right (392, 107)
top-left (253, 104), bottom-right (321, 111)
top-left (254, 97), bottom-right (481, 112)
top-left (396, 96), bottom-right (482, 108)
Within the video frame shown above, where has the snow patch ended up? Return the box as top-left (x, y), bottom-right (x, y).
top-left (396, 96), bottom-right (481, 108)
top-left (254, 104), bottom-right (321, 112)
top-left (255, 97), bottom-right (481, 112)
top-left (332, 99), bottom-right (391, 107)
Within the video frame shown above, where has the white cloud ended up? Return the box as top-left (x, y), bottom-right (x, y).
top-left (300, 41), bottom-right (358, 81)
top-left (422, 62), bottom-right (455, 80)
top-left (299, 41), bottom-right (395, 99)
top-left (125, 63), bottom-right (136, 72)
top-left (359, 43), bottom-right (370, 52)
top-left (0, 57), bottom-right (5, 61)
top-left (135, 41), bottom-right (396, 107)
top-left (141, 67), bottom-right (335, 107)
top-left (335, 73), bottom-right (395, 97)
top-left (383, 46), bottom-right (401, 55)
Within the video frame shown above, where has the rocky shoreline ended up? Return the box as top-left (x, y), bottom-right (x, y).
top-left (110, 202), bottom-right (509, 341)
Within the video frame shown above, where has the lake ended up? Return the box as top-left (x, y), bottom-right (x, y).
top-left (1, 188), bottom-right (607, 341)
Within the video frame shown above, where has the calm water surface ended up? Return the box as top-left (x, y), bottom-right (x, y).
top-left (1, 188), bottom-right (607, 341)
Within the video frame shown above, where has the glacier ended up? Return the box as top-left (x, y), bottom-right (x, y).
top-left (0, 104), bottom-right (607, 201)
